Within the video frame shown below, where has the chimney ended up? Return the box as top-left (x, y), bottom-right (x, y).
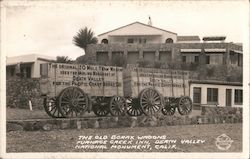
top-left (148, 16), bottom-right (152, 26)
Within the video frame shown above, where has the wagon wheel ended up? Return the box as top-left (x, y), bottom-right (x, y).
top-left (126, 97), bottom-right (142, 116)
top-left (161, 98), bottom-right (175, 116)
top-left (58, 87), bottom-right (88, 118)
top-left (139, 88), bottom-right (162, 116)
top-left (43, 97), bottom-right (63, 118)
top-left (92, 97), bottom-right (109, 117)
top-left (109, 96), bottom-right (127, 116)
top-left (177, 96), bottom-right (192, 115)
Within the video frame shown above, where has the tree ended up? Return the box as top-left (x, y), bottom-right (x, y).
top-left (73, 27), bottom-right (98, 52)
top-left (56, 56), bottom-right (73, 63)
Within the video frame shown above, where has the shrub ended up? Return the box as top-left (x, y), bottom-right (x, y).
top-left (154, 61), bottom-right (164, 69)
top-left (137, 60), bottom-right (152, 68)
top-left (75, 54), bottom-right (97, 65)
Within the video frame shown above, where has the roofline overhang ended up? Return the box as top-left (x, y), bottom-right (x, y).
top-left (190, 80), bottom-right (242, 86)
top-left (108, 34), bottom-right (162, 36)
top-left (204, 48), bottom-right (226, 53)
top-left (180, 49), bottom-right (202, 53)
top-left (37, 57), bottom-right (56, 62)
top-left (98, 21), bottom-right (177, 37)
top-left (6, 62), bottom-right (35, 66)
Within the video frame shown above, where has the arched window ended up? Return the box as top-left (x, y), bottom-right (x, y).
top-left (101, 39), bottom-right (108, 44)
top-left (165, 38), bottom-right (173, 43)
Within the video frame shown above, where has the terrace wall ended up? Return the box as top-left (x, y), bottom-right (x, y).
top-left (85, 43), bottom-right (242, 66)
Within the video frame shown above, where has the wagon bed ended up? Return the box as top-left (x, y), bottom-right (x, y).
top-left (123, 66), bottom-right (191, 116)
top-left (40, 63), bottom-right (192, 118)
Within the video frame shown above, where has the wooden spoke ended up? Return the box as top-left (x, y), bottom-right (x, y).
top-left (139, 88), bottom-right (163, 116)
top-left (58, 87), bottom-right (88, 118)
top-left (109, 96), bottom-right (126, 116)
top-left (161, 98), bottom-right (175, 116)
top-left (126, 98), bottom-right (142, 116)
top-left (43, 97), bottom-right (64, 118)
top-left (177, 96), bottom-right (193, 115)
top-left (92, 97), bottom-right (109, 117)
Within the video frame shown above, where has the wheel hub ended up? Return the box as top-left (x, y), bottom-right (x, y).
top-left (148, 98), bottom-right (155, 106)
top-left (71, 99), bottom-right (78, 107)
top-left (100, 102), bottom-right (106, 106)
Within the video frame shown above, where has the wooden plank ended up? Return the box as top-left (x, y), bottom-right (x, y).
top-left (46, 63), bottom-right (124, 97)
top-left (123, 67), bottom-right (190, 98)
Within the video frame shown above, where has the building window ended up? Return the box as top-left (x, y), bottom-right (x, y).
top-left (182, 56), bottom-right (186, 63)
top-left (230, 51), bottom-right (237, 65)
top-left (143, 51), bottom-right (155, 61)
top-left (101, 39), bottom-right (108, 44)
top-left (96, 52), bottom-right (109, 65)
top-left (139, 38), bottom-right (147, 44)
top-left (193, 87), bottom-right (201, 104)
top-left (194, 56), bottom-right (199, 63)
top-left (40, 63), bottom-right (48, 77)
top-left (20, 65), bottom-right (31, 78)
top-left (206, 55), bottom-right (210, 64)
top-left (6, 66), bottom-right (15, 77)
top-left (127, 39), bottom-right (134, 43)
top-left (207, 88), bottom-right (218, 104)
top-left (209, 54), bottom-right (223, 65)
top-left (10, 67), bottom-right (15, 76)
top-left (238, 54), bottom-right (243, 67)
top-left (226, 89), bottom-right (232, 107)
top-left (127, 51), bottom-right (139, 64)
top-left (112, 51), bottom-right (124, 66)
top-left (234, 89), bottom-right (243, 104)
top-left (165, 38), bottom-right (173, 43)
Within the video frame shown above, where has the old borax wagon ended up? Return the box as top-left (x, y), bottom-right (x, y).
top-left (40, 63), bottom-right (192, 118)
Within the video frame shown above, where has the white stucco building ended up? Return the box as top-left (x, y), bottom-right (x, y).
top-left (86, 21), bottom-right (243, 67)
top-left (6, 54), bottom-right (56, 78)
top-left (98, 22), bottom-right (178, 44)
top-left (190, 80), bottom-right (242, 108)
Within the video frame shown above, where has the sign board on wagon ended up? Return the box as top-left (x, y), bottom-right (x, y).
top-left (40, 63), bottom-right (124, 98)
top-left (123, 66), bottom-right (190, 98)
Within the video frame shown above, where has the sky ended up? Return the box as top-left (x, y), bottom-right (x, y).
top-left (3, 0), bottom-right (248, 60)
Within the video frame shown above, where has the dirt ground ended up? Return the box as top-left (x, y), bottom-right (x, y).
top-left (7, 123), bottom-right (242, 152)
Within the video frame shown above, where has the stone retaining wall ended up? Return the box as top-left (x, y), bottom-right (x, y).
top-left (6, 78), bottom-right (43, 109)
top-left (7, 113), bottom-right (242, 132)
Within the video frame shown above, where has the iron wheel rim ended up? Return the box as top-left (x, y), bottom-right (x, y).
top-left (139, 88), bottom-right (162, 116)
top-left (177, 96), bottom-right (192, 115)
top-left (43, 97), bottom-right (64, 118)
top-left (109, 96), bottom-right (126, 116)
top-left (126, 97), bottom-right (142, 116)
top-left (93, 97), bottom-right (109, 117)
top-left (58, 87), bottom-right (88, 118)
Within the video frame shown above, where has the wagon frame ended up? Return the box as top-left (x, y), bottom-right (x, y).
top-left (41, 63), bottom-right (192, 118)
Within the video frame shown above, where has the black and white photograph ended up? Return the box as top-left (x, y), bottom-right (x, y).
top-left (0, 0), bottom-right (249, 159)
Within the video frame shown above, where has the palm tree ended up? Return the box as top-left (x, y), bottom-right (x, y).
top-left (73, 27), bottom-right (98, 52)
